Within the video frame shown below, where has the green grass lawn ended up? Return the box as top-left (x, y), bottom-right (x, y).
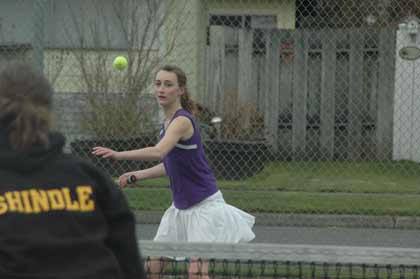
top-left (123, 160), bottom-right (420, 216)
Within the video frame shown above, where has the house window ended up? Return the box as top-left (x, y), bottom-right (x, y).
top-left (208, 14), bottom-right (277, 53)
top-left (209, 15), bottom-right (251, 28)
top-left (0, 44), bottom-right (31, 63)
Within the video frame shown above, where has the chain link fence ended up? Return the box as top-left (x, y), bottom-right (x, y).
top-left (1, 0), bottom-right (420, 227)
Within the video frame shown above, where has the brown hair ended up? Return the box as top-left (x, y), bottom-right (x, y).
top-left (157, 65), bottom-right (196, 114)
top-left (0, 62), bottom-right (53, 151)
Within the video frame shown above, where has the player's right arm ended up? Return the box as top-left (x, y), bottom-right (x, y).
top-left (118, 163), bottom-right (166, 188)
top-left (92, 116), bottom-right (192, 161)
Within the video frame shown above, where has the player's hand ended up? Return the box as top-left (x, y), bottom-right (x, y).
top-left (92, 146), bottom-right (119, 160)
top-left (119, 172), bottom-right (138, 188)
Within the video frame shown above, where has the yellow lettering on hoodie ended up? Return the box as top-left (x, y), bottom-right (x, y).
top-left (77, 186), bottom-right (94, 211)
top-left (5, 191), bottom-right (24, 212)
top-left (61, 188), bottom-right (80, 211)
top-left (30, 190), bottom-right (49, 213)
top-left (20, 190), bottom-right (33, 213)
top-left (0, 186), bottom-right (95, 215)
top-left (0, 196), bottom-right (8, 215)
top-left (47, 189), bottom-right (66, 210)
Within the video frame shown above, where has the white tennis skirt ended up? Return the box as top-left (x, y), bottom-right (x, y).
top-left (154, 191), bottom-right (255, 243)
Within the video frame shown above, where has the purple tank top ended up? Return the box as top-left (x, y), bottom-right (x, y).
top-left (161, 109), bottom-right (218, 209)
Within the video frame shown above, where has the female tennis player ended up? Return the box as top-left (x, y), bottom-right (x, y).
top-left (93, 64), bottom-right (255, 278)
top-left (0, 62), bottom-right (145, 279)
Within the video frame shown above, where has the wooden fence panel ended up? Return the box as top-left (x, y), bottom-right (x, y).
top-left (320, 30), bottom-right (336, 160)
top-left (292, 30), bottom-right (308, 160)
top-left (207, 26), bottom-right (225, 114)
top-left (205, 26), bottom-right (395, 161)
top-left (278, 31), bottom-right (294, 157)
top-left (237, 29), bottom-right (254, 130)
top-left (264, 30), bottom-right (280, 151)
top-left (224, 28), bottom-right (239, 113)
top-left (348, 31), bottom-right (364, 160)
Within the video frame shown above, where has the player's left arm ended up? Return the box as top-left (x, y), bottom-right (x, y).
top-left (114, 116), bottom-right (192, 161)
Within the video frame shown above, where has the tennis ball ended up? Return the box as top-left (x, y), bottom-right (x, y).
top-left (113, 56), bottom-right (128, 70)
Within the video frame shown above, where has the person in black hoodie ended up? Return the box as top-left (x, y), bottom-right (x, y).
top-left (0, 62), bottom-right (145, 279)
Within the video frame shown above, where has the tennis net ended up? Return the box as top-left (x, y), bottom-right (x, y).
top-left (139, 241), bottom-right (420, 278)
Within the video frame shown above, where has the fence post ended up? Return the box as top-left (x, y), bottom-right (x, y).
top-left (376, 28), bottom-right (395, 160)
top-left (33, 0), bottom-right (48, 72)
top-left (393, 23), bottom-right (420, 162)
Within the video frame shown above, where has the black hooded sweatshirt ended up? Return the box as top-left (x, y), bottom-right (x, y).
top-left (0, 130), bottom-right (145, 279)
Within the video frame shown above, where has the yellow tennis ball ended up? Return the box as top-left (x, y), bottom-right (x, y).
top-left (113, 56), bottom-right (128, 70)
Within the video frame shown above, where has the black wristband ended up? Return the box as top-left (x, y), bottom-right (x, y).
top-left (127, 175), bottom-right (137, 184)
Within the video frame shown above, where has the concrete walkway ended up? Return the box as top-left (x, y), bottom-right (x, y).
top-left (136, 224), bottom-right (420, 248)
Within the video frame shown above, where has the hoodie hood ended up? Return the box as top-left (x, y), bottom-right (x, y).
top-left (0, 129), bottom-right (65, 173)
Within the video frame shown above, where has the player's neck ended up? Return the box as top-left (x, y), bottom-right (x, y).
top-left (163, 105), bottom-right (182, 122)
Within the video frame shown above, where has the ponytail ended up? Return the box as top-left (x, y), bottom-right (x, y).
top-left (180, 88), bottom-right (196, 114)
